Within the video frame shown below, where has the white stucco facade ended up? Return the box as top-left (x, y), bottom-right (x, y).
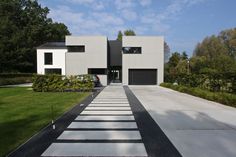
top-left (37, 48), bottom-right (66, 75)
top-left (122, 36), bottom-right (164, 85)
top-left (65, 36), bottom-right (108, 85)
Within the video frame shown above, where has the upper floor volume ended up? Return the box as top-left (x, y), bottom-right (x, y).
top-left (37, 35), bottom-right (164, 86)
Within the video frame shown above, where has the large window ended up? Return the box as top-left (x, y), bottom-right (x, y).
top-left (122, 47), bottom-right (141, 54)
top-left (44, 53), bottom-right (53, 65)
top-left (45, 68), bottom-right (62, 75)
top-left (68, 46), bottom-right (85, 52)
top-left (88, 68), bottom-right (107, 75)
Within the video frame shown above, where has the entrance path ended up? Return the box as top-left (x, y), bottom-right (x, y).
top-left (42, 86), bottom-right (147, 157)
top-left (130, 85), bottom-right (236, 157)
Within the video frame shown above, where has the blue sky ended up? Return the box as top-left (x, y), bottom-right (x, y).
top-left (39, 0), bottom-right (236, 56)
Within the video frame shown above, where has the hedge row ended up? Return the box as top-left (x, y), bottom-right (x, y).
top-left (32, 74), bottom-right (94, 92)
top-left (160, 83), bottom-right (236, 107)
top-left (0, 73), bottom-right (33, 78)
top-left (165, 73), bottom-right (236, 93)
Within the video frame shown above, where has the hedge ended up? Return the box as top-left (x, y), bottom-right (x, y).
top-left (160, 83), bottom-right (236, 108)
top-left (32, 74), bottom-right (94, 92)
top-left (0, 73), bottom-right (33, 86)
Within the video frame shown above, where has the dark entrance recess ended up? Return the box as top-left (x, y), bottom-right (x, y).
top-left (129, 69), bottom-right (157, 85)
top-left (108, 40), bottom-right (122, 83)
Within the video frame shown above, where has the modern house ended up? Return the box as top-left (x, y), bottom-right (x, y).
top-left (37, 35), bottom-right (164, 86)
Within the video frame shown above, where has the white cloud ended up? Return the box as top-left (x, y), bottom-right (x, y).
top-left (66, 0), bottom-right (106, 10)
top-left (48, 5), bottom-right (124, 37)
top-left (139, 0), bottom-right (152, 6)
top-left (114, 0), bottom-right (135, 10)
top-left (139, 0), bottom-right (207, 33)
top-left (121, 9), bottom-right (138, 21)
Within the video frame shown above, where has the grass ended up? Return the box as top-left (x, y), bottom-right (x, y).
top-left (0, 87), bottom-right (90, 156)
top-left (160, 83), bottom-right (236, 107)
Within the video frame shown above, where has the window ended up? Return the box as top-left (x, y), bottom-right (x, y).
top-left (44, 53), bottom-right (53, 65)
top-left (88, 68), bottom-right (107, 75)
top-left (45, 68), bottom-right (62, 75)
top-left (122, 47), bottom-right (141, 54)
top-left (68, 46), bottom-right (85, 52)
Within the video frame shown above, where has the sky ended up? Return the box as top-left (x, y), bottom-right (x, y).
top-left (38, 0), bottom-right (236, 56)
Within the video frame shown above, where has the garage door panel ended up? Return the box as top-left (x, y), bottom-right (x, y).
top-left (129, 69), bottom-right (157, 85)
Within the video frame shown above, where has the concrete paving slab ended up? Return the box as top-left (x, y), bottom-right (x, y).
top-left (91, 101), bottom-right (129, 104)
top-left (130, 85), bottom-right (236, 157)
top-left (148, 110), bottom-right (230, 130)
top-left (75, 115), bottom-right (135, 121)
top-left (165, 130), bottom-right (236, 157)
top-left (80, 110), bottom-right (133, 115)
top-left (58, 130), bottom-right (142, 140)
top-left (41, 143), bottom-right (147, 157)
top-left (68, 122), bottom-right (138, 129)
top-left (85, 106), bottom-right (131, 110)
top-left (89, 103), bottom-right (130, 107)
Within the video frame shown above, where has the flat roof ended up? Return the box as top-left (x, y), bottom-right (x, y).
top-left (37, 42), bottom-right (66, 49)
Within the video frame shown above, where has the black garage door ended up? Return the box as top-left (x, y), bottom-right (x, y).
top-left (129, 69), bottom-right (157, 85)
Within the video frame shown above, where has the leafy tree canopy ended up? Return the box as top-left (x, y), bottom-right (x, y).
top-left (0, 0), bottom-right (70, 73)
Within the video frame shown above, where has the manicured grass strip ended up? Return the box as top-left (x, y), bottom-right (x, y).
top-left (0, 87), bottom-right (89, 156)
top-left (160, 83), bottom-right (236, 107)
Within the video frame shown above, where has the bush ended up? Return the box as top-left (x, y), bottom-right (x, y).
top-left (0, 73), bottom-right (33, 86)
top-left (160, 83), bottom-right (236, 107)
top-left (32, 74), bottom-right (94, 92)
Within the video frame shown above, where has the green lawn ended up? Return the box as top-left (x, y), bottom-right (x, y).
top-left (0, 87), bottom-right (89, 156)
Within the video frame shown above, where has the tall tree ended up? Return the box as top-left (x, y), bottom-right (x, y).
top-left (164, 42), bottom-right (170, 63)
top-left (194, 35), bottom-right (228, 59)
top-left (219, 28), bottom-right (236, 59)
top-left (117, 30), bottom-right (123, 41)
top-left (0, 0), bottom-right (70, 73)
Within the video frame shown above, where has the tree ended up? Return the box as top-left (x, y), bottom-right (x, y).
top-left (168, 52), bottom-right (181, 67)
top-left (164, 42), bottom-right (170, 63)
top-left (123, 29), bottom-right (136, 36)
top-left (116, 29), bottom-right (136, 41)
top-left (0, 0), bottom-right (70, 73)
top-left (194, 35), bottom-right (228, 59)
top-left (181, 51), bottom-right (188, 60)
top-left (219, 28), bottom-right (236, 59)
top-left (117, 30), bottom-right (123, 41)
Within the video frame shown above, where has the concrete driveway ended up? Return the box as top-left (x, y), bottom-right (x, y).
top-left (130, 85), bottom-right (236, 157)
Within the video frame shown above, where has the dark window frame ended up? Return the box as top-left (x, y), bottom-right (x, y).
top-left (67, 45), bottom-right (85, 52)
top-left (45, 68), bottom-right (62, 75)
top-left (122, 47), bottom-right (142, 54)
top-left (44, 52), bottom-right (53, 65)
top-left (88, 68), bottom-right (107, 75)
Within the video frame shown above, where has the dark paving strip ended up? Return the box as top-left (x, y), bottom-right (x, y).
top-left (7, 88), bottom-right (104, 157)
top-left (54, 140), bottom-right (143, 143)
top-left (74, 120), bottom-right (136, 122)
top-left (123, 86), bottom-right (182, 157)
top-left (84, 109), bottom-right (131, 111)
top-left (91, 102), bottom-right (129, 104)
top-left (66, 128), bottom-right (139, 131)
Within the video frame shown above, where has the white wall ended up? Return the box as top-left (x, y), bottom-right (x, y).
top-left (65, 36), bottom-right (108, 85)
top-left (122, 36), bottom-right (164, 85)
top-left (37, 49), bottom-right (67, 75)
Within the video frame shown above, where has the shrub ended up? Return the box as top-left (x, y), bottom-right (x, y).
top-left (32, 74), bottom-right (94, 92)
top-left (0, 73), bottom-right (33, 86)
top-left (160, 83), bottom-right (236, 107)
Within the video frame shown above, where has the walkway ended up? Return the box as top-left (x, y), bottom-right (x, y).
top-left (130, 85), bottom-right (236, 157)
top-left (41, 86), bottom-right (147, 157)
